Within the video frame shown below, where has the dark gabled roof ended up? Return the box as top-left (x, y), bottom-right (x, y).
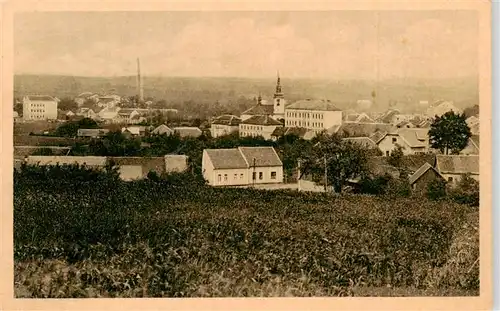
top-left (409, 162), bottom-right (443, 185)
top-left (212, 114), bottom-right (242, 126)
top-left (241, 104), bottom-right (274, 116)
top-left (342, 137), bottom-right (378, 149)
top-left (77, 129), bottom-right (110, 137)
top-left (369, 131), bottom-right (388, 144)
top-left (205, 148), bottom-right (248, 169)
top-left (376, 109), bottom-right (400, 123)
top-left (435, 155), bottom-right (479, 175)
top-left (173, 127), bottom-right (202, 138)
top-left (205, 147), bottom-right (283, 170)
top-left (238, 147), bottom-right (282, 167)
top-left (286, 99), bottom-right (340, 111)
top-left (151, 124), bottom-right (174, 135)
top-left (330, 122), bottom-right (396, 137)
top-left (397, 128), bottom-right (429, 147)
top-left (271, 127), bottom-right (309, 138)
top-left (241, 115), bottom-right (282, 126)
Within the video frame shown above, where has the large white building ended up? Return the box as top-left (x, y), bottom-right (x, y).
top-left (202, 146), bottom-right (283, 186)
top-left (22, 95), bottom-right (58, 121)
top-left (284, 99), bottom-right (343, 135)
top-left (239, 115), bottom-right (283, 140)
top-left (210, 115), bottom-right (241, 138)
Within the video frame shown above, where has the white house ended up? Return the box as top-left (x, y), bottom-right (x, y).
top-left (435, 155), bottom-right (479, 185)
top-left (99, 106), bottom-right (121, 123)
top-left (239, 115), bottom-right (283, 140)
top-left (202, 146), bottom-right (283, 186)
top-left (210, 115), bottom-right (241, 138)
top-left (377, 128), bottom-right (430, 156)
top-left (284, 99), bottom-right (343, 135)
top-left (22, 95), bottom-right (58, 121)
top-left (151, 124), bottom-right (174, 135)
top-left (460, 135), bottom-right (480, 155)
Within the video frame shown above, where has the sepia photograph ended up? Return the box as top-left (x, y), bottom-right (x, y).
top-left (1, 0), bottom-right (493, 309)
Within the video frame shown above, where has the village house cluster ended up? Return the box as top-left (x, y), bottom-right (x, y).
top-left (14, 73), bottom-right (479, 191)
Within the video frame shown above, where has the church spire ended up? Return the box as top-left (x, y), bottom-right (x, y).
top-left (257, 92), bottom-right (262, 105)
top-left (275, 71), bottom-right (282, 94)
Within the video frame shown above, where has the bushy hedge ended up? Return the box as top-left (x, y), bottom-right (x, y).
top-left (13, 165), bottom-right (478, 297)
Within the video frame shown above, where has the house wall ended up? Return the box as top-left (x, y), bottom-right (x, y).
top-left (441, 173), bottom-right (480, 186)
top-left (212, 168), bottom-right (250, 186)
top-left (378, 134), bottom-right (427, 156)
top-left (23, 99), bottom-right (58, 121)
top-left (118, 165), bottom-right (143, 181)
top-left (284, 109), bottom-right (342, 131)
top-left (247, 165), bottom-right (283, 184)
top-left (239, 124), bottom-right (278, 140)
top-left (378, 134), bottom-right (407, 156)
top-left (412, 169), bottom-right (443, 193)
top-left (211, 124), bottom-right (239, 138)
top-left (460, 141), bottom-right (479, 155)
top-left (202, 150), bottom-right (215, 184)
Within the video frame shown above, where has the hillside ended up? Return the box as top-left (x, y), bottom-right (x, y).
top-left (13, 74), bottom-right (479, 115)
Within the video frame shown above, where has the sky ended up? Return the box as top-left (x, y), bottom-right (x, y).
top-left (14, 11), bottom-right (478, 80)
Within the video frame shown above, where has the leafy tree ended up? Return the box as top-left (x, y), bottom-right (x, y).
top-left (307, 134), bottom-right (369, 193)
top-left (427, 179), bottom-right (447, 201)
top-left (387, 145), bottom-right (404, 167)
top-left (450, 173), bottom-right (479, 206)
top-left (54, 118), bottom-right (99, 137)
top-left (429, 111), bottom-right (471, 155)
top-left (58, 97), bottom-right (78, 111)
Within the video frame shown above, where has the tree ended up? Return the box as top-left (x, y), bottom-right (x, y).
top-left (54, 118), bottom-right (99, 137)
top-left (58, 97), bottom-right (78, 111)
top-left (427, 179), bottom-right (447, 201)
top-left (450, 173), bottom-right (479, 206)
top-left (429, 111), bottom-right (471, 155)
top-left (307, 134), bottom-right (369, 193)
top-left (387, 145), bottom-right (404, 167)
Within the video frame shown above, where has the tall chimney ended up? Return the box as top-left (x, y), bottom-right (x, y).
top-left (137, 57), bottom-right (144, 103)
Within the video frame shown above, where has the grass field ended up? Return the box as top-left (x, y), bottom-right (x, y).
top-left (13, 173), bottom-right (479, 297)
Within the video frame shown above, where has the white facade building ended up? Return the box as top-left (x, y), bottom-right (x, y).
top-left (284, 99), bottom-right (343, 135)
top-left (377, 128), bottom-right (431, 156)
top-left (22, 95), bottom-right (58, 121)
top-left (239, 115), bottom-right (283, 140)
top-left (210, 115), bottom-right (241, 138)
top-left (202, 146), bottom-right (283, 186)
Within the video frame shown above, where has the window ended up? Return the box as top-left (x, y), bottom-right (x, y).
top-left (448, 177), bottom-right (453, 182)
top-left (259, 172), bottom-right (263, 180)
top-left (252, 172), bottom-right (256, 180)
top-left (234, 174), bottom-right (237, 180)
top-left (271, 172), bottom-right (277, 179)
top-left (218, 174), bottom-right (222, 182)
top-left (240, 174), bottom-right (244, 179)
top-left (224, 174), bottom-right (228, 181)
top-left (392, 137), bottom-right (397, 143)
top-left (386, 151), bottom-right (390, 156)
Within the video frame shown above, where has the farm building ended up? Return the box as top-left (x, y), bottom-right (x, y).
top-left (24, 155), bottom-right (189, 181)
top-left (151, 124), bottom-right (174, 136)
top-left (77, 129), bottom-right (110, 138)
top-left (173, 127), bottom-right (203, 138)
top-left (409, 162), bottom-right (445, 193)
top-left (210, 115), bottom-right (241, 138)
top-left (434, 155), bottom-right (479, 186)
top-left (377, 128), bottom-right (430, 156)
top-left (202, 146), bottom-right (283, 186)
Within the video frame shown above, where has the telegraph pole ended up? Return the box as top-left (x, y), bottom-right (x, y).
top-left (252, 157), bottom-right (256, 188)
top-left (324, 154), bottom-right (327, 192)
top-left (297, 158), bottom-right (301, 192)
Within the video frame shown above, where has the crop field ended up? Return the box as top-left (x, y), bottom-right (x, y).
top-left (14, 173), bottom-right (479, 298)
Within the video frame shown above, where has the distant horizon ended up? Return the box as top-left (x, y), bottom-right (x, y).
top-left (14, 72), bottom-right (478, 83)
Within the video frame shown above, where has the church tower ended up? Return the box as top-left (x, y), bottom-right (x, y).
top-left (273, 71), bottom-right (285, 118)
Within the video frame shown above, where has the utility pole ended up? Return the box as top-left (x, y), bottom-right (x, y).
top-left (252, 157), bottom-right (256, 188)
top-left (324, 154), bottom-right (327, 192)
top-left (297, 158), bottom-right (301, 192)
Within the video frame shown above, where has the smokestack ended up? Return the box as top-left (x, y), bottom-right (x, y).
top-left (137, 57), bottom-right (144, 103)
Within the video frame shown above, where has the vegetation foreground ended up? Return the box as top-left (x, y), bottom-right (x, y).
top-left (14, 169), bottom-right (479, 297)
